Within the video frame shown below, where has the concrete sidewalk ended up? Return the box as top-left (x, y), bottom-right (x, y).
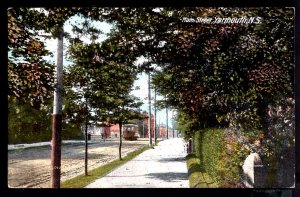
top-left (85, 138), bottom-right (189, 188)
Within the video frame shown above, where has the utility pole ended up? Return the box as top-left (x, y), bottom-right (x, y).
top-left (148, 72), bottom-right (152, 146)
top-left (172, 110), bottom-right (174, 138)
top-left (142, 119), bottom-right (145, 138)
top-left (154, 88), bottom-right (157, 144)
top-left (51, 27), bottom-right (63, 188)
top-left (158, 118), bottom-right (160, 138)
top-left (84, 94), bottom-right (88, 176)
top-left (166, 95), bottom-right (168, 139)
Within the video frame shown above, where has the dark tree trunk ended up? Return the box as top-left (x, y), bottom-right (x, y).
top-left (119, 122), bottom-right (123, 160)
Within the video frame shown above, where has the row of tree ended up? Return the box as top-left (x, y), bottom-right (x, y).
top-left (8, 7), bottom-right (294, 187)
top-left (8, 8), bottom-right (147, 187)
top-left (91, 7), bottom-right (294, 187)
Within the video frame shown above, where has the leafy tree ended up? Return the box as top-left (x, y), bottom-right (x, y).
top-left (95, 8), bottom-right (294, 187)
top-left (66, 29), bottom-right (143, 161)
top-left (8, 8), bottom-right (55, 108)
top-left (8, 7), bottom-right (111, 187)
top-left (104, 94), bottom-right (143, 160)
top-left (95, 7), bottom-right (293, 132)
top-left (64, 69), bottom-right (97, 176)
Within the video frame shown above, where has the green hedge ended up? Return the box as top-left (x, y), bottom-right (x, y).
top-left (193, 128), bottom-right (250, 187)
top-left (8, 127), bottom-right (83, 144)
top-left (8, 122), bottom-right (83, 144)
top-left (186, 153), bottom-right (219, 188)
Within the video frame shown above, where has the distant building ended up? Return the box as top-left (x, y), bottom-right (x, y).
top-left (86, 122), bottom-right (111, 139)
top-left (86, 112), bottom-right (159, 139)
top-left (157, 124), bottom-right (175, 138)
top-left (144, 114), bottom-right (155, 138)
top-left (110, 124), bottom-right (120, 138)
top-left (158, 125), bottom-right (167, 138)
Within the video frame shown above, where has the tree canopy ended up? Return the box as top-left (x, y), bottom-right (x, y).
top-left (98, 7), bottom-right (294, 132)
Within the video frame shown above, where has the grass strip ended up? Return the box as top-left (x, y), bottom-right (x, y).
top-left (186, 153), bottom-right (219, 188)
top-left (61, 145), bottom-right (151, 188)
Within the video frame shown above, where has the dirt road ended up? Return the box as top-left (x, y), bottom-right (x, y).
top-left (8, 138), bottom-right (149, 188)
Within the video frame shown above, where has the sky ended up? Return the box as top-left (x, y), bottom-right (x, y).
top-left (43, 14), bottom-right (176, 128)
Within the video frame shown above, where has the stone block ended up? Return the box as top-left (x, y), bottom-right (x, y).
top-left (242, 153), bottom-right (266, 188)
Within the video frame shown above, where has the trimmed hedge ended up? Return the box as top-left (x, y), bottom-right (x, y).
top-left (186, 153), bottom-right (218, 188)
top-left (193, 128), bottom-right (249, 187)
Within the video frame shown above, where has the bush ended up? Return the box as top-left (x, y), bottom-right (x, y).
top-left (9, 123), bottom-right (83, 144)
top-left (186, 153), bottom-right (219, 188)
top-left (193, 128), bottom-right (250, 187)
top-left (62, 123), bottom-right (84, 140)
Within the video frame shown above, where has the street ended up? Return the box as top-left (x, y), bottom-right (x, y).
top-left (8, 138), bottom-right (148, 188)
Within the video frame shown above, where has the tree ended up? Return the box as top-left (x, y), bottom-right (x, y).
top-left (66, 30), bottom-right (143, 161)
top-left (64, 66), bottom-right (97, 176)
top-left (8, 8), bottom-right (55, 108)
top-left (10, 7), bottom-right (294, 187)
top-left (8, 7), bottom-right (111, 188)
top-left (95, 7), bottom-right (293, 132)
top-left (96, 8), bottom-right (294, 186)
top-left (105, 94), bottom-right (143, 160)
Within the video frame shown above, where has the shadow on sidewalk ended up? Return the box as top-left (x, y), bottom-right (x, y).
top-left (146, 172), bottom-right (188, 182)
top-left (158, 157), bottom-right (186, 162)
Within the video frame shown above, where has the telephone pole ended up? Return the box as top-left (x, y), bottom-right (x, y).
top-left (51, 27), bottom-right (63, 188)
top-left (148, 72), bottom-right (152, 146)
top-left (166, 95), bottom-right (168, 139)
top-left (154, 88), bottom-right (157, 144)
top-left (172, 110), bottom-right (175, 138)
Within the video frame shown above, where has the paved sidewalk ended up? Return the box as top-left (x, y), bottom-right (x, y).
top-left (85, 138), bottom-right (189, 188)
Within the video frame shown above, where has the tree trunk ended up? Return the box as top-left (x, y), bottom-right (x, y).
top-left (50, 27), bottom-right (63, 188)
top-left (84, 100), bottom-right (88, 176)
top-left (119, 122), bottom-right (123, 160)
top-left (148, 72), bottom-right (152, 146)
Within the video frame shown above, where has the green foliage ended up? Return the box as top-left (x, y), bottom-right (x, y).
top-left (8, 96), bottom-right (52, 144)
top-left (62, 124), bottom-right (84, 140)
top-left (141, 8), bottom-right (294, 131)
top-left (193, 128), bottom-right (250, 187)
top-left (260, 98), bottom-right (295, 187)
top-left (8, 96), bottom-right (83, 144)
top-left (8, 8), bottom-right (55, 107)
top-left (186, 154), bottom-right (218, 188)
top-left (176, 111), bottom-right (199, 140)
top-left (65, 35), bottom-right (142, 130)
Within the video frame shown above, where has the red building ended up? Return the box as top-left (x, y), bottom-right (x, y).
top-left (158, 125), bottom-right (167, 138)
top-left (141, 114), bottom-right (154, 138)
top-left (110, 124), bottom-right (120, 138)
